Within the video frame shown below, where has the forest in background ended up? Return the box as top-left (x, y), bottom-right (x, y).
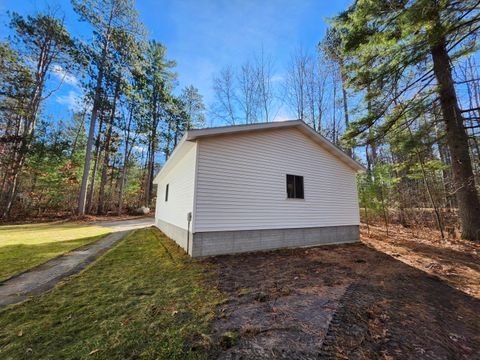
top-left (1, 0), bottom-right (480, 240)
top-left (0, 0), bottom-right (206, 219)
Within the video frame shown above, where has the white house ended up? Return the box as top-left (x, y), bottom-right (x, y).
top-left (153, 120), bottom-right (365, 257)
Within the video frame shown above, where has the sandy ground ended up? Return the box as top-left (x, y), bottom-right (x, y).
top-left (205, 224), bottom-right (480, 359)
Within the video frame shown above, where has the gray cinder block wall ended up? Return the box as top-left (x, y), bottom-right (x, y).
top-left (155, 221), bottom-right (359, 257)
top-left (155, 219), bottom-right (193, 255)
top-left (192, 225), bottom-right (359, 257)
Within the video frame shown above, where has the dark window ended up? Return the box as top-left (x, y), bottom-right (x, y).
top-left (286, 174), bottom-right (304, 199)
top-left (165, 184), bottom-right (169, 202)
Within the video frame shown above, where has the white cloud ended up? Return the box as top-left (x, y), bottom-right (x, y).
top-left (132, 145), bottom-right (146, 154)
top-left (52, 64), bottom-right (79, 87)
top-left (271, 73), bottom-right (285, 83)
top-left (56, 90), bottom-right (86, 112)
top-left (272, 105), bottom-right (295, 122)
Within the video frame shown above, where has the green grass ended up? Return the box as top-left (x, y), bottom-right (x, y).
top-left (0, 228), bottom-right (223, 359)
top-left (0, 222), bottom-right (112, 282)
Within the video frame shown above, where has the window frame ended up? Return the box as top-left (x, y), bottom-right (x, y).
top-left (286, 174), bottom-right (304, 199)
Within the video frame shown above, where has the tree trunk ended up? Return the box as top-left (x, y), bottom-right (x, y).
top-left (70, 110), bottom-right (86, 159)
top-left (97, 121), bottom-right (112, 215)
top-left (407, 126), bottom-right (444, 238)
top-left (144, 89), bottom-right (160, 208)
top-left (430, 37), bottom-right (480, 240)
top-left (118, 109), bottom-right (134, 215)
top-left (1, 166), bottom-right (21, 218)
top-left (77, 7), bottom-right (114, 215)
top-left (1, 43), bottom-right (48, 218)
top-left (339, 58), bottom-right (352, 156)
top-left (86, 115), bottom-right (104, 213)
top-left (98, 75), bottom-right (120, 214)
top-left (1, 110), bottom-right (41, 218)
top-left (145, 133), bottom-right (155, 207)
top-left (78, 65), bottom-right (106, 215)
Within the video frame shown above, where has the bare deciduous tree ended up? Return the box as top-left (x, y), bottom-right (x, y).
top-left (255, 50), bottom-right (275, 123)
top-left (212, 66), bottom-right (237, 125)
top-left (285, 47), bottom-right (328, 132)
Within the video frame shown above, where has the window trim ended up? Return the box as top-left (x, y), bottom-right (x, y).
top-left (165, 184), bottom-right (169, 202)
top-left (286, 174), bottom-right (304, 199)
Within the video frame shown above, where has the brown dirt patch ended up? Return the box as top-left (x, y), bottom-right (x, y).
top-left (204, 225), bottom-right (480, 359)
top-left (362, 223), bottom-right (480, 298)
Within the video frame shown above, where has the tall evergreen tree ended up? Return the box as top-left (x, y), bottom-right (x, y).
top-left (0, 13), bottom-right (77, 218)
top-left (141, 40), bottom-right (176, 207)
top-left (72, 0), bottom-right (143, 215)
top-left (333, 0), bottom-right (480, 240)
top-left (180, 85), bottom-right (206, 129)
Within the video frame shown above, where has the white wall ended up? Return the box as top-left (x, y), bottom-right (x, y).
top-left (155, 141), bottom-right (197, 231)
top-left (194, 128), bottom-right (360, 232)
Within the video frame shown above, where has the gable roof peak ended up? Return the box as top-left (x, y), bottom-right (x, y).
top-left (186, 120), bottom-right (365, 172)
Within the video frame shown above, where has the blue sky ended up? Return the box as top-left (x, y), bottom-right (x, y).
top-left (0, 0), bottom-right (352, 124)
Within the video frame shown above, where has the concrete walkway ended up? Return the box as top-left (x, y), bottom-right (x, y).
top-left (0, 217), bottom-right (155, 307)
top-left (91, 217), bottom-right (155, 231)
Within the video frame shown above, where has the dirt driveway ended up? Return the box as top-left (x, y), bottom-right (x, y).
top-left (205, 228), bottom-right (480, 359)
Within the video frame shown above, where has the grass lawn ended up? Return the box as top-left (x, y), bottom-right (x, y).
top-left (0, 228), bottom-right (223, 359)
top-left (0, 222), bottom-right (112, 282)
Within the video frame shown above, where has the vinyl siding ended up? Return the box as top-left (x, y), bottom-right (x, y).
top-left (155, 141), bottom-right (197, 231)
top-left (194, 128), bottom-right (360, 232)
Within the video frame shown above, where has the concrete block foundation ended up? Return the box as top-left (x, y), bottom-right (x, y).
top-left (155, 219), bottom-right (193, 255)
top-left (155, 221), bottom-right (359, 257)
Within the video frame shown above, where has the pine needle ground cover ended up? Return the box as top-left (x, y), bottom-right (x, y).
top-left (0, 228), bottom-right (222, 359)
top-left (0, 222), bottom-right (112, 282)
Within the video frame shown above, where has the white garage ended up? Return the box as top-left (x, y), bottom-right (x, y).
top-left (153, 120), bottom-right (365, 257)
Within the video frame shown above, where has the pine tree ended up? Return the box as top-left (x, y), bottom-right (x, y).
top-left (72, 0), bottom-right (143, 215)
top-left (141, 40), bottom-right (176, 207)
top-left (1, 13), bottom-right (77, 218)
top-left (180, 85), bottom-right (206, 129)
top-left (333, 0), bottom-right (480, 240)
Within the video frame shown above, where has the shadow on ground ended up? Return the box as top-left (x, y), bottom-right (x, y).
top-left (204, 243), bottom-right (480, 359)
top-left (362, 224), bottom-right (480, 299)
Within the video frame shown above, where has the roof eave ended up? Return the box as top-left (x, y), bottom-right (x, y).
top-left (157, 120), bottom-right (366, 179)
top-left (152, 134), bottom-right (188, 184)
top-left (185, 120), bottom-right (303, 141)
top-left (295, 122), bottom-right (366, 173)
top-left (187, 120), bottom-right (366, 173)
